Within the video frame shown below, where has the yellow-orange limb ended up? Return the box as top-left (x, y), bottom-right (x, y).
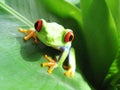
top-left (44, 55), bottom-right (56, 63)
top-left (18, 28), bottom-right (38, 44)
top-left (41, 54), bottom-right (56, 74)
top-left (24, 31), bottom-right (34, 41)
top-left (64, 68), bottom-right (74, 78)
top-left (41, 62), bottom-right (55, 74)
top-left (47, 66), bottom-right (54, 74)
top-left (33, 32), bottom-right (38, 44)
top-left (63, 66), bottom-right (70, 70)
top-left (42, 62), bottom-right (55, 67)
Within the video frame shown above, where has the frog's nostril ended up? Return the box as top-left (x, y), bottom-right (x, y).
top-left (34, 20), bottom-right (42, 32)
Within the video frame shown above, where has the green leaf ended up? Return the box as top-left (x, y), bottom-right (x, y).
top-left (65, 0), bottom-right (80, 8)
top-left (81, 0), bottom-right (119, 88)
top-left (103, 58), bottom-right (120, 89)
top-left (101, 0), bottom-right (120, 89)
top-left (0, 0), bottom-right (91, 90)
top-left (105, 0), bottom-right (120, 31)
top-left (41, 0), bottom-right (82, 26)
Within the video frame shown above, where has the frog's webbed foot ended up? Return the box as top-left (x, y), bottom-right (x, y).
top-left (18, 28), bottom-right (38, 44)
top-left (64, 66), bottom-right (74, 78)
top-left (42, 55), bottom-right (57, 74)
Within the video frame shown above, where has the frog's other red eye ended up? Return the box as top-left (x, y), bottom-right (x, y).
top-left (64, 31), bottom-right (74, 42)
top-left (34, 20), bottom-right (42, 32)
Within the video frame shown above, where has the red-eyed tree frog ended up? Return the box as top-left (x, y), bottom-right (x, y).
top-left (18, 19), bottom-right (76, 77)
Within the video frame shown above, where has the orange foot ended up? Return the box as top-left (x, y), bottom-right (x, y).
top-left (18, 28), bottom-right (38, 44)
top-left (64, 66), bottom-right (74, 78)
top-left (42, 55), bottom-right (56, 74)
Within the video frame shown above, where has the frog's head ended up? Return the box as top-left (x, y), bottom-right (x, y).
top-left (34, 19), bottom-right (74, 49)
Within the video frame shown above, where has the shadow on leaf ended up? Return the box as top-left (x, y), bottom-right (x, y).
top-left (16, 37), bottom-right (60, 62)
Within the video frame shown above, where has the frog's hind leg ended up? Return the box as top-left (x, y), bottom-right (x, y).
top-left (18, 28), bottom-right (38, 43)
top-left (64, 48), bottom-right (76, 78)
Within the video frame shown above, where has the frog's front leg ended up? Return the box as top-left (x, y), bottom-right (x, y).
top-left (18, 28), bottom-right (38, 44)
top-left (42, 47), bottom-right (72, 76)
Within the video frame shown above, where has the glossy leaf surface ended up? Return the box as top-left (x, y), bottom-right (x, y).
top-left (0, 0), bottom-right (91, 90)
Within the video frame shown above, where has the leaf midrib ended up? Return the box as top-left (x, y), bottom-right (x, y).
top-left (0, 2), bottom-right (33, 27)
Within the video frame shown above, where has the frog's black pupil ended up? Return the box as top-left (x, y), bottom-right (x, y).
top-left (69, 35), bottom-right (73, 41)
top-left (35, 22), bottom-right (38, 30)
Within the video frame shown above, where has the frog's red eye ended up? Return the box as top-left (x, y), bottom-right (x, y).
top-left (64, 31), bottom-right (74, 42)
top-left (34, 20), bottom-right (42, 32)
